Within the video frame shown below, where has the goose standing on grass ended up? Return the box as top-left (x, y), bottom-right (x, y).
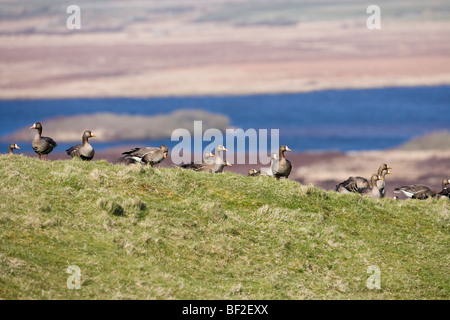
top-left (121, 145), bottom-right (168, 167)
top-left (30, 122), bottom-right (57, 160)
top-left (8, 143), bottom-right (20, 154)
top-left (357, 174), bottom-right (384, 199)
top-left (336, 164), bottom-right (392, 196)
top-left (272, 145), bottom-right (292, 180)
top-left (375, 164), bottom-right (392, 198)
top-left (438, 178), bottom-right (450, 199)
top-left (182, 145), bottom-right (228, 173)
top-left (66, 130), bottom-right (96, 161)
top-left (394, 184), bottom-right (436, 200)
top-left (180, 152), bottom-right (215, 169)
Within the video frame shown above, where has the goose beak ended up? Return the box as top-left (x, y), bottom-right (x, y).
top-left (30, 124), bottom-right (35, 129)
top-left (91, 133), bottom-right (96, 137)
top-left (164, 153), bottom-right (167, 159)
top-left (223, 147), bottom-right (228, 152)
top-left (210, 153), bottom-right (215, 157)
top-left (15, 145), bottom-right (20, 149)
top-left (227, 162), bottom-right (232, 166)
top-left (286, 147), bottom-right (292, 151)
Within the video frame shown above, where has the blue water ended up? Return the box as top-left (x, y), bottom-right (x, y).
top-left (0, 86), bottom-right (449, 153)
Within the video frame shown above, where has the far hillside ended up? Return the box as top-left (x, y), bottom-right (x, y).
top-left (396, 131), bottom-right (450, 150)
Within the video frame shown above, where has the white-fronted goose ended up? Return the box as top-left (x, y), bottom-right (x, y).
top-left (394, 184), bottom-right (436, 200)
top-left (30, 122), bottom-right (57, 160)
top-left (8, 143), bottom-right (20, 154)
top-left (66, 130), bottom-right (96, 161)
top-left (217, 160), bottom-right (232, 173)
top-left (183, 145), bottom-right (228, 173)
top-left (121, 145), bottom-right (168, 167)
top-left (248, 169), bottom-right (261, 177)
top-left (272, 145), bottom-right (292, 180)
top-left (377, 164), bottom-right (392, 198)
top-left (336, 164), bottom-right (392, 196)
top-left (180, 152), bottom-right (215, 170)
top-left (357, 174), bottom-right (384, 199)
top-left (438, 178), bottom-right (450, 199)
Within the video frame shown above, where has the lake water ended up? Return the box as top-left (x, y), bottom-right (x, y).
top-left (0, 85), bottom-right (449, 153)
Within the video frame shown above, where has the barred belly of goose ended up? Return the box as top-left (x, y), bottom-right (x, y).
top-left (66, 130), bottom-right (96, 161)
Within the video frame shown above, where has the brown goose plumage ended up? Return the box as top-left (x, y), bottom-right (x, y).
top-left (182, 145), bottom-right (228, 173)
top-left (121, 145), bottom-right (168, 167)
top-left (180, 152), bottom-right (215, 170)
top-left (272, 145), bottom-right (292, 180)
top-left (30, 122), bottom-right (57, 160)
top-left (394, 184), bottom-right (436, 199)
top-left (8, 143), bottom-right (20, 154)
top-left (66, 130), bottom-right (96, 161)
top-left (336, 164), bottom-right (392, 196)
top-left (357, 174), bottom-right (384, 199)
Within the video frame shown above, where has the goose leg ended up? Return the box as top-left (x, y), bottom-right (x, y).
top-left (45, 154), bottom-right (48, 161)
top-left (38, 154), bottom-right (41, 160)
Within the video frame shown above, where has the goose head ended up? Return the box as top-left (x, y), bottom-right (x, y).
top-left (84, 130), bottom-right (96, 139)
top-left (11, 143), bottom-right (20, 150)
top-left (442, 178), bottom-right (450, 190)
top-left (378, 163), bottom-right (392, 175)
top-left (370, 174), bottom-right (383, 188)
top-left (30, 122), bottom-right (42, 130)
top-left (216, 145), bottom-right (228, 153)
top-left (160, 145), bottom-right (169, 158)
top-left (248, 169), bottom-right (258, 176)
top-left (280, 145), bottom-right (292, 153)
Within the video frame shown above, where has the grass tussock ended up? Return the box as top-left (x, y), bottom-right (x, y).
top-left (0, 155), bottom-right (448, 299)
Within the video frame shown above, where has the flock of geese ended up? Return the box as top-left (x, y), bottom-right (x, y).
top-left (5, 121), bottom-right (450, 200)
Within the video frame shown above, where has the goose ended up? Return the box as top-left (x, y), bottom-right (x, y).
top-left (357, 174), bottom-right (384, 199)
top-left (183, 145), bottom-right (228, 173)
top-left (336, 164), bottom-right (392, 195)
top-left (30, 122), bottom-right (57, 160)
top-left (8, 143), bottom-right (20, 154)
top-left (437, 178), bottom-right (450, 199)
top-left (394, 184), bottom-right (436, 200)
top-left (272, 145), bottom-right (292, 180)
top-left (66, 130), bottom-right (96, 161)
top-left (217, 160), bottom-right (232, 173)
top-left (180, 152), bottom-right (215, 169)
top-left (121, 145), bottom-right (168, 167)
top-left (248, 169), bottom-right (261, 177)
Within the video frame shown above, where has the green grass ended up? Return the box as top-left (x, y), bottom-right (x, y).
top-left (0, 155), bottom-right (448, 299)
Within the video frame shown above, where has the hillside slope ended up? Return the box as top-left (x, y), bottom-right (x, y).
top-left (0, 155), bottom-right (448, 299)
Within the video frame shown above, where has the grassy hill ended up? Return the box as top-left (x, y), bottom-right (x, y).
top-left (0, 155), bottom-right (448, 299)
